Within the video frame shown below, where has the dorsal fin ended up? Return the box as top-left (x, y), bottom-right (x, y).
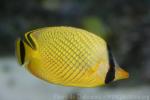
top-left (105, 44), bottom-right (115, 84)
top-left (16, 39), bottom-right (25, 65)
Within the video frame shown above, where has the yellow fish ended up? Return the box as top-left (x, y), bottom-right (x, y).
top-left (15, 26), bottom-right (129, 87)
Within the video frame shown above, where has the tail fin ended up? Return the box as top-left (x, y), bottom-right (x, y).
top-left (115, 67), bottom-right (129, 81)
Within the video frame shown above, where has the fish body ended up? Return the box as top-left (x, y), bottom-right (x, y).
top-left (16, 26), bottom-right (129, 87)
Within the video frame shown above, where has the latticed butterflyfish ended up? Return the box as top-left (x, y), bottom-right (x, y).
top-left (16, 26), bottom-right (129, 87)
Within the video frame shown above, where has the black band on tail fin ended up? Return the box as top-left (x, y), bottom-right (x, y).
top-left (105, 44), bottom-right (115, 84)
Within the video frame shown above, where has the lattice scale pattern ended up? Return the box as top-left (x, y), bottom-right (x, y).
top-left (30, 27), bottom-right (107, 87)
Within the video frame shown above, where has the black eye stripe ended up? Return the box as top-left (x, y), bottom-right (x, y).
top-left (105, 44), bottom-right (115, 84)
top-left (20, 40), bottom-right (25, 65)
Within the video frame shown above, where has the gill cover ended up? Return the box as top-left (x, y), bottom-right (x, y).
top-left (24, 32), bottom-right (37, 50)
top-left (16, 39), bottom-right (25, 65)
